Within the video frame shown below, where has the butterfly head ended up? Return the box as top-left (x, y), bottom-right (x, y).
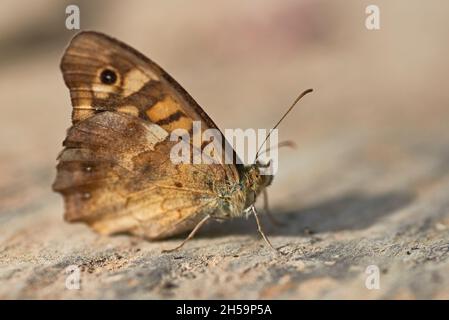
top-left (242, 161), bottom-right (274, 207)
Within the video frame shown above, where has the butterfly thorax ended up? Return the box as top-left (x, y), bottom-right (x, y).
top-left (215, 164), bottom-right (273, 219)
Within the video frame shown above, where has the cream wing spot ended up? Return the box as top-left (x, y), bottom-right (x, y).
top-left (141, 122), bottom-right (169, 149)
top-left (92, 83), bottom-right (118, 99)
top-left (122, 69), bottom-right (153, 97)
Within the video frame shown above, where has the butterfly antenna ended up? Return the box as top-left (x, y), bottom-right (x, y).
top-left (254, 88), bottom-right (313, 162)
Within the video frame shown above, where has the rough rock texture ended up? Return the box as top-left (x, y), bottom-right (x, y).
top-left (2, 125), bottom-right (449, 299)
top-left (1, 0), bottom-right (449, 299)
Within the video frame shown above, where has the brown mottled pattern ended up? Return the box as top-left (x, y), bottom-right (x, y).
top-left (53, 112), bottom-right (241, 239)
top-left (54, 32), bottom-right (264, 240)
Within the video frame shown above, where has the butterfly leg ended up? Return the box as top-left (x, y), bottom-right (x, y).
top-left (263, 189), bottom-right (285, 227)
top-left (161, 215), bottom-right (211, 253)
top-left (250, 206), bottom-right (279, 254)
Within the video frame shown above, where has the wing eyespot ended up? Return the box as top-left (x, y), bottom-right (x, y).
top-left (100, 69), bottom-right (118, 85)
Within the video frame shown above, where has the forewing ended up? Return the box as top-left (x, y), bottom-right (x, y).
top-left (61, 31), bottom-right (219, 131)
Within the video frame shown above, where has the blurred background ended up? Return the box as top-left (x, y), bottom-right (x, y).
top-left (1, 0), bottom-right (448, 216)
top-left (1, 0), bottom-right (449, 299)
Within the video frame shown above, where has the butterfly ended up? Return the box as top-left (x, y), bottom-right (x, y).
top-left (52, 31), bottom-right (312, 253)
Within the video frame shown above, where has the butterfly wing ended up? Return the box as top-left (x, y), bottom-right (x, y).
top-left (53, 111), bottom-right (231, 239)
top-left (54, 31), bottom-right (243, 239)
top-left (61, 31), bottom-right (240, 176)
top-left (62, 31), bottom-right (219, 130)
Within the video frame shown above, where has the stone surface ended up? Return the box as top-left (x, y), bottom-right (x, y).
top-left (1, 0), bottom-right (449, 299)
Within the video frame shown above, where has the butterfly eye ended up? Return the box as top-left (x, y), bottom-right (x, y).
top-left (100, 69), bottom-right (117, 85)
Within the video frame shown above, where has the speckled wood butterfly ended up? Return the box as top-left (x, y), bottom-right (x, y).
top-left (52, 31), bottom-right (312, 252)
